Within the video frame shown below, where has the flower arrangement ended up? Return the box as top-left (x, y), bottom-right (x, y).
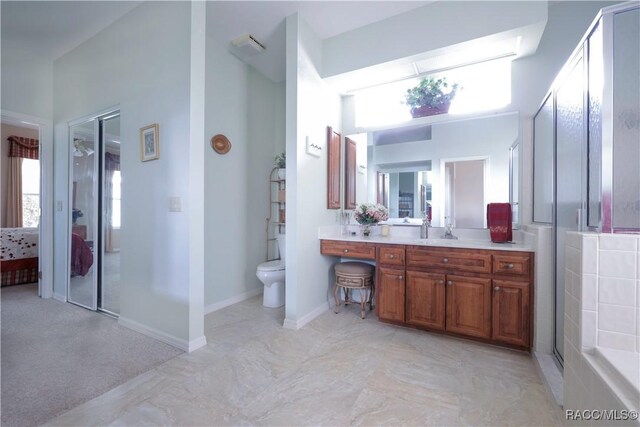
top-left (404, 77), bottom-right (459, 118)
top-left (354, 203), bottom-right (389, 225)
top-left (274, 152), bottom-right (286, 169)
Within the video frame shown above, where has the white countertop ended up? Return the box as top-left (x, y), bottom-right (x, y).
top-left (319, 226), bottom-right (534, 252)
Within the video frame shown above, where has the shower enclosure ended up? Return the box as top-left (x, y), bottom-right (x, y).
top-left (533, 3), bottom-right (640, 365)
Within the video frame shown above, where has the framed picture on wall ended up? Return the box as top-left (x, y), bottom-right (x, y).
top-left (140, 124), bottom-right (159, 162)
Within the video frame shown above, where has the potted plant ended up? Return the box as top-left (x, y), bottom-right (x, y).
top-left (354, 203), bottom-right (389, 237)
top-left (404, 77), bottom-right (459, 118)
top-left (274, 152), bottom-right (286, 180)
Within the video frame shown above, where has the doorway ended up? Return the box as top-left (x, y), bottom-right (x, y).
top-left (444, 159), bottom-right (486, 228)
top-left (68, 112), bottom-right (121, 316)
top-left (1, 118), bottom-right (42, 296)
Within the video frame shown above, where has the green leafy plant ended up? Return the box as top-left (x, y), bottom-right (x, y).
top-left (404, 77), bottom-right (459, 110)
top-left (274, 152), bottom-right (286, 168)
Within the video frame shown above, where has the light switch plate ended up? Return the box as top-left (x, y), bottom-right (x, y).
top-left (169, 197), bottom-right (182, 212)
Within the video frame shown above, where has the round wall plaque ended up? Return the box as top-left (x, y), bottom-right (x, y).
top-left (211, 134), bottom-right (231, 154)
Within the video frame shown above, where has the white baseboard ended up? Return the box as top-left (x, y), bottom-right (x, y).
top-left (52, 292), bottom-right (66, 303)
top-left (204, 287), bottom-right (262, 314)
top-left (187, 335), bottom-right (208, 352)
top-left (119, 316), bottom-right (205, 352)
top-left (283, 301), bottom-right (329, 330)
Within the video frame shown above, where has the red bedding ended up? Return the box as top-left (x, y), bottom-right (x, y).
top-left (71, 233), bottom-right (93, 277)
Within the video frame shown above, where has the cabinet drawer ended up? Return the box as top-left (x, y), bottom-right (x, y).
top-left (377, 246), bottom-right (405, 266)
top-left (406, 246), bottom-right (491, 274)
top-left (320, 240), bottom-right (375, 260)
top-left (493, 254), bottom-right (531, 276)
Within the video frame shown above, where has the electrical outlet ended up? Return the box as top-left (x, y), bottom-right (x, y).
top-left (169, 197), bottom-right (182, 212)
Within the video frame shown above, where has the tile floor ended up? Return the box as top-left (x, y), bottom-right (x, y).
top-left (48, 296), bottom-right (562, 426)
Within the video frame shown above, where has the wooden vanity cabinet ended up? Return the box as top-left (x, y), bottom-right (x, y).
top-left (321, 239), bottom-right (533, 349)
top-left (320, 240), bottom-right (375, 260)
top-left (377, 266), bottom-right (405, 323)
top-left (406, 271), bottom-right (446, 330)
top-left (445, 275), bottom-right (492, 339)
top-left (492, 279), bottom-right (530, 347)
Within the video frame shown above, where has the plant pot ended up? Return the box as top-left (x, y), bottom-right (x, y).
top-left (277, 168), bottom-right (286, 180)
top-left (410, 102), bottom-right (451, 118)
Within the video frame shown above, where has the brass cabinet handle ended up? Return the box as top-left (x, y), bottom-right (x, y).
top-left (439, 280), bottom-right (444, 284)
top-left (344, 249), bottom-right (349, 253)
top-left (388, 254), bottom-right (395, 259)
top-left (494, 286), bottom-right (501, 291)
top-left (507, 263), bottom-right (514, 269)
top-left (447, 280), bottom-right (453, 286)
top-left (443, 258), bottom-right (449, 263)
top-left (398, 275), bottom-right (403, 280)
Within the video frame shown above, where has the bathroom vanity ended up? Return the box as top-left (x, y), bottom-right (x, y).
top-left (320, 234), bottom-right (534, 350)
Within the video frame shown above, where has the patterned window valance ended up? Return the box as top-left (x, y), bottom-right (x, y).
top-left (105, 152), bottom-right (120, 172)
top-left (8, 136), bottom-right (39, 160)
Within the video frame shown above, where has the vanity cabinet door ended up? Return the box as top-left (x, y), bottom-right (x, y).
top-left (406, 271), bottom-right (446, 330)
top-left (492, 280), bottom-right (530, 347)
top-left (377, 267), bottom-right (405, 323)
top-left (445, 275), bottom-right (491, 339)
top-left (327, 126), bottom-right (341, 209)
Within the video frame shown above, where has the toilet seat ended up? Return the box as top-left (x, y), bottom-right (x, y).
top-left (257, 260), bottom-right (284, 272)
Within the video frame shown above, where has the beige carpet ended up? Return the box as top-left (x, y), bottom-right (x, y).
top-left (1, 284), bottom-right (182, 427)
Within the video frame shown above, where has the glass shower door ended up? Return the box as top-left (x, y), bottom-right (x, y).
top-left (554, 52), bottom-right (585, 363)
top-left (68, 120), bottom-right (98, 310)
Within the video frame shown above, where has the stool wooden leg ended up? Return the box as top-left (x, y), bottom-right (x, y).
top-left (369, 285), bottom-right (375, 311)
top-left (333, 284), bottom-right (340, 314)
top-left (360, 297), bottom-right (366, 319)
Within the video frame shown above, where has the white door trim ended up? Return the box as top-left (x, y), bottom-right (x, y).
top-left (1, 110), bottom-right (54, 299)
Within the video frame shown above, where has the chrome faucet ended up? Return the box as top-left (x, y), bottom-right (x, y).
top-left (442, 218), bottom-right (458, 240)
top-left (420, 212), bottom-right (431, 239)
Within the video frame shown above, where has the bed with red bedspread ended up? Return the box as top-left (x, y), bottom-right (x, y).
top-left (1, 228), bottom-right (39, 287)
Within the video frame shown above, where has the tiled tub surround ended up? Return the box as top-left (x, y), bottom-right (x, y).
top-left (564, 232), bottom-right (640, 424)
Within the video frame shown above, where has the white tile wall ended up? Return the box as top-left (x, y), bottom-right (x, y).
top-left (599, 235), bottom-right (638, 252)
top-left (599, 277), bottom-right (636, 306)
top-left (582, 235), bottom-right (599, 275)
top-left (583, 274), bottom-right (598, 311)
top-left (564, 233), bottom-right (640, 425)
top-left (598, 304), bottom-right (636, 335)
top-left (599, 251), bottom-right (637, 280)
top-left (598, 330), bottom-right (636, 352)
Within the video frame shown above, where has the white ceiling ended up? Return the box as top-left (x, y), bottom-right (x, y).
top-left (207, 1), bottom-right (431, 82)
top-left (1, 1), bottom-right (142, 60)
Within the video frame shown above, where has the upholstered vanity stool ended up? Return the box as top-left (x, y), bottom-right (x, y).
top-left (333, 262), bottom-right (375, 319)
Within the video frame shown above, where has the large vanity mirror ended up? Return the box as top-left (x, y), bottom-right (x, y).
top-left (347, 112), bottom-right (520, 228)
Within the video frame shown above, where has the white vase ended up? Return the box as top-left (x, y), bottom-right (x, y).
top-left (277, 168), bottom-right (286, 180)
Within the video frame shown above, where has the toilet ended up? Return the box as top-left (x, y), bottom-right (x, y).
top-left (256, 234), bottom-right (285, 308)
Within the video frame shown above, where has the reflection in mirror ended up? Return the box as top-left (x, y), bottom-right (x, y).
top-left (69, 120), bottom-right (97, 309)
top-left (510, 142), bottom-right (520, 226)
top-left (377, 170), bottom-right (431, 220)
top-left (101, 115), bottom-right (120, 315)
top-left (351, 113), bottom-right (519, 228)
top-left (533, 94), bottom-right (554, 224)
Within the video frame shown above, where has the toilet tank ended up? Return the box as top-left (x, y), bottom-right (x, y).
top-left (277, 234), bottom-right (286, 265)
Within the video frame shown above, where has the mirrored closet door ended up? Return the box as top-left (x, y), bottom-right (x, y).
top-left (68, 111), bottom-right (121, 316)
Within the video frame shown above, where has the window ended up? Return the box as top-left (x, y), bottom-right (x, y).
top-left (111, 171), bottom-right (121, 228)
top-left (21, 159), bottom-right (40, 227)
top-left (354, 58), bottom-right (512, 127)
